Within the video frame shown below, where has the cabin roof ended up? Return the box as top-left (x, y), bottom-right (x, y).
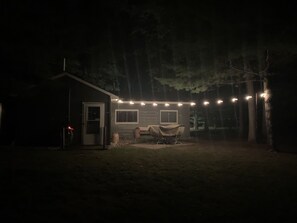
top-left (51, 72), bottom-right (119, 100)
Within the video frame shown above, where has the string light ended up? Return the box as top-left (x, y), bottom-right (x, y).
top-left (114, 96), bottom-right (264, 106)
top-left (203, 101), bottom-right (210, 106)
top-left (231, 97), bottom-right (238, 102)
top-left (245, 95), bottom-right (253, 100)
top-left (217, 99), bottom-right (223, 104)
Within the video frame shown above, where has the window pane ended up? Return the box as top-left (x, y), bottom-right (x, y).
top-left (88, 107), bottom-right (100, 121)
top-left (116, 110), bottom-right (138, 123)
top-left (86, 106), bottom-right (100, 134)
top-left (127, 111), bottom-right (137, 122)
top-left (168, 112), bottom-right (177, 122)
top-left (161, 111), bottom-right (177, 123)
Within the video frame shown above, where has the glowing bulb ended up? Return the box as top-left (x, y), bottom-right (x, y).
top-left (165, 103), bottom-right (170, 107)
top-left (217, 100), bottom-right (223, 104)
top-left (260, 93), bottom-right (266, 98)
top-left (140, 102), bottom-right (146, 106)
top-left (178, 103), bottom-right (183, 107)
top-left (153, 103), bottom-right (158, 107)
top-left (245, 95), bottom-right (252, 100)
top-left (190, 102), bottom-right (196, 106)
top-left (231, 97), bottom-right (238, 102)
top-left (129, 101), bottom-right (134, 105)
top-left (203, 101), bottom-right (209, 106)
top-left (118, 100), bottom-right (123, 103)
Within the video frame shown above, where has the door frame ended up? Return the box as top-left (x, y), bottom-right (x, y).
top-left (82, 102), bottom-right (105, 145)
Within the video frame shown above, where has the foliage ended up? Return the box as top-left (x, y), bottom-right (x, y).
top-left (1, 1), bottom-right (297, 97)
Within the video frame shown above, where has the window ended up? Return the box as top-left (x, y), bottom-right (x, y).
top-left (160, 110), bottom-right (178, 124)
top-left (87, 106), bottom-right (100, 134)
top-left (115, 109), bottom-right (139, 124)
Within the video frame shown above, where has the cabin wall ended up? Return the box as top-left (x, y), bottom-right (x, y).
top-left (15, 76), bottom-right (111, 146)
top-left (0, 100), bottom-right (18, 145)
top-left (16, 84), bottom-right (68, 146)
top-left (111, 103), bottom-right (190, 140)
top-left (61, 77), bottom-right (111, 145)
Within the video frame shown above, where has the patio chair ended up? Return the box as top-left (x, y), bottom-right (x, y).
top-left (175, 126), bottom-right (185, 144)
top-left (148, 125), bottom-right (163, 143)
top-left (158, 124), bottom-right (183, 144)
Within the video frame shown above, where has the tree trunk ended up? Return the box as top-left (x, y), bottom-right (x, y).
top-left (263, 78), bottom-right (274, 147)
top-left (238, 84), bottom-right (244, 138)
top-left (204, 108), bottom-right (209, 132)
top-left (246, 77), bottom-right (257, 142)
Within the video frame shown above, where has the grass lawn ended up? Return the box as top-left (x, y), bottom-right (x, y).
top-left (1, 140), bottom-right (297, 222)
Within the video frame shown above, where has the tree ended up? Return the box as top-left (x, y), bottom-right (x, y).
top-left (143, 1), bottom-right (297, 144)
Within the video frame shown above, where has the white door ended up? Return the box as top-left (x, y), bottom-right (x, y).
top-left (82, 103), bottom-right (105, 145)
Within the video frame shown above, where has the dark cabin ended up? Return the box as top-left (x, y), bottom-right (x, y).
top-left (15, 72), bottom-right (118, 147)
top-left (0, 95), bottom-right (19, 145)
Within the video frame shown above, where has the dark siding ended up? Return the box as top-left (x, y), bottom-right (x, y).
top-left (60, 77), bottom-right (111, 145)
top-left (0, 99), bottom-right (18, 145)
top-left (15, 75), bottom-right (111, 146)
top-left (16, 82), bottom-right (68, 146)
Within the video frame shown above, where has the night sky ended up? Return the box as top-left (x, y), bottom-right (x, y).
top-left (1, 0), bottom-right (297, 100)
